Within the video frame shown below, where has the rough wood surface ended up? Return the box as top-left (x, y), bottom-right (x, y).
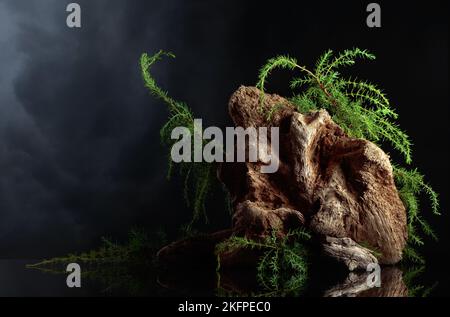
top-left (322, 236), bottom-right (378, 271)
top-left (157, 86), bottom-right (408, 270)
top-left (220, 86), bottom-right (407, 266)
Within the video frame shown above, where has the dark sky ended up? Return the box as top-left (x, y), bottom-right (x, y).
top-left (0, 0), bottom-right (448, 274)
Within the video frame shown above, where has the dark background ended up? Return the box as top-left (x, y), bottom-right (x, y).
top-left (0, 0), bottom-right (448, 295)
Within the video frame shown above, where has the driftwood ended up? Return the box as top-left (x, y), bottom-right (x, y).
top-left (322, 237), bottom-right (378, 271)
top-left (157, 86), bottom-right (408, 271)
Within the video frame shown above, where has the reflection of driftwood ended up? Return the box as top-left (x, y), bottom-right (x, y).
top-left (157, 267), bottom-right (259, 296)
top-left (157, 264), bottom-right (408, 297)
top-left (324, 272), bottom-right (372, 297)
top-left (324, 267), bottom-right (408, 297)
top-left (322, 237), bottom-right (378, 271)
top-left (157, 269), bottom-right (218, 295)
top-left (157, 86), bottom-right (408, 270)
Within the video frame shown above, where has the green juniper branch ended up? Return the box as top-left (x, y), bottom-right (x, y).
top-left (27, 229), bottom-right (166, 268)
top-left (140, 51), bottom-right (215, 224)
top-left (215, 229), bottom-right (311, 296)
top-left (257, 48), bottom-right (412, 164)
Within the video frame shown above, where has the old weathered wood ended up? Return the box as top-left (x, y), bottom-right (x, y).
top-left (322, 236), bottom-right (378, 271)
top-left (157, 86), bottom-right (408, 270)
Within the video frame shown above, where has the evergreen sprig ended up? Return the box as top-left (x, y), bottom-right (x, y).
top-left (394, 165), bottom-right (440, 263)
top-left (140, 51), bottom-right (215, 224)
top-left (27, 229), bottom-right (165, 268)
top-left (215, 229), bottom-right (311, 296)
top-left (257, 48), bottom-right (412, 164)
top-left (27, 229), bottom-right (165, 295)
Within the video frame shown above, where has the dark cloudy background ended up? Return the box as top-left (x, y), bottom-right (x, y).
top-left (0, 0), bottom-right (448, 289)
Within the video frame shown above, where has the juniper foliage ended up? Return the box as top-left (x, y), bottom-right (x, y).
top-left (27, 229), bottom-right (166, 268)
top-left (257, 48), bottom-right (412, 164)
top-left (215, 229), bottom-right (311, 296)
top-left (140, 51), bottom-right (215, 224)
top-left (394, 165), bottom-right (440, 263)
top-left (27, 229), bottom-right (166, 295)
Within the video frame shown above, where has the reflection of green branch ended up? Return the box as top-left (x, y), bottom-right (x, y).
top-left (402, 265), bottom-right (438, 297)
top-left (216, 270), bottom-right (308, 298)
top-left (29, 262), bottom-right (153, 296)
